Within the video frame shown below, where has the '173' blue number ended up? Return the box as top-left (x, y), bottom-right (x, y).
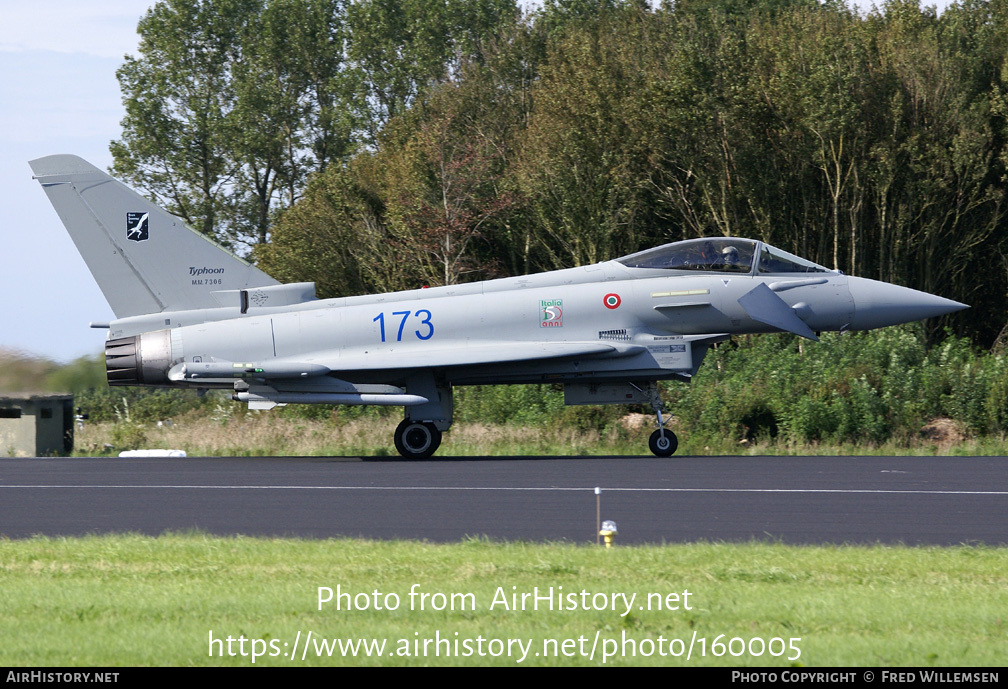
top-left (373, 310), bottom-right (434, 342)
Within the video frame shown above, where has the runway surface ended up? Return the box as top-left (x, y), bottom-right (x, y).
top-left (1, 455), bottom-right (1006, 545)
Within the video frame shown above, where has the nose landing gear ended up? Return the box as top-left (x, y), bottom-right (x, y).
top-left (649, 426), bottom-right (678, 457)
top-left (645, 382), bottom-right (678, 457)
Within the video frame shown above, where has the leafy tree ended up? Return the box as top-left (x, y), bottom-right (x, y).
top-left (345, 0), bottom-right (518, 141)
top-left (230, 0), bottom-right (350, 245)
top-left (118, 0), bottom-right (1008, 347)
top-left (112, 0), bottom-right (256, 247)
top-left (255, 153), bottom-right (425, 296)
top-left (515, 6), bottom-right (660, 268)
top-left (384, 85), bottom-right (516, 285)
top-left (114, 0), bottom-right (518, 251)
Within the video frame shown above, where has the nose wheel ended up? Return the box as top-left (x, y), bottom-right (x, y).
top-left (393, 419), bottom-right (442, 459)
top-left (643, 381), bottom-right (678, 457)
top-left (649, 428), bottom-right (678, 457)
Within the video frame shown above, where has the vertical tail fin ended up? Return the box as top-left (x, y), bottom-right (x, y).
top-left (30, 154), bottom-right (278, 319)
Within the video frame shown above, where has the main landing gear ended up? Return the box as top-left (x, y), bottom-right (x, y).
top-left (393, 419), bottom-right (442, 459)
top-left (388, 377), bottom-right (678, 459)
top-left (644, 382), bottom-right (678, 457)
top-left (392, 375), bottom-right (452, 459)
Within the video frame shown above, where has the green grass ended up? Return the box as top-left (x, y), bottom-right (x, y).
top-left (71, 412), bottom-right (1008, 458)
top-left (1, 535), bottom-right (1005, 666)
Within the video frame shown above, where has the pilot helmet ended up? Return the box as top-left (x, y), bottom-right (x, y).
top-left (721, 245), bottom-right (739, 263)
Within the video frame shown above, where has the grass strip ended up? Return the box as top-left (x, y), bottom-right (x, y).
top-left (74, 415), bottom-right (1008, 457)
top-left (1, 535), bottom-right (1005, 666)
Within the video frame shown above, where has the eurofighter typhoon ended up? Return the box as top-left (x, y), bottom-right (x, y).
top-left (31, 155), bottom-right (967, 458)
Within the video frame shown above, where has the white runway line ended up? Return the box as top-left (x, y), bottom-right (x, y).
top-left (1, 485), bottom-right (1007, 496)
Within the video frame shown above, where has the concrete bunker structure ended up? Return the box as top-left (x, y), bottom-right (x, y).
top-left (0, 394), bottom-right (74, 457)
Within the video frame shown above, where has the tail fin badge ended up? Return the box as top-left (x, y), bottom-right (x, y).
top-left (126, 212), bottom-right (149, 242)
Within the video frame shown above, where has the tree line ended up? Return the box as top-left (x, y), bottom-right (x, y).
top-left (112, 0), bottom-right (1008, 346)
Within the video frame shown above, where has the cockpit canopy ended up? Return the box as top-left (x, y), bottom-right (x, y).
top-left (616, 238), bottom-right (830, 275)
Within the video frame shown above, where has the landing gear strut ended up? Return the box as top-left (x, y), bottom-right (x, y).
top-left (391, 376), bottom-right (452, 459)
top-left (644, 382), bottom-right (677, 457)
top-left (393, 419), bottom-right (442, 459)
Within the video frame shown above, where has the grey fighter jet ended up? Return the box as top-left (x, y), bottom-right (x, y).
top-left (31, 154), bottom-right (967, 458)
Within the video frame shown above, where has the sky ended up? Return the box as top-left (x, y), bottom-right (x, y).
top-left (1, 1), bottom-right (157, 361)
top-left (0, 0), bottom-right (951, 363)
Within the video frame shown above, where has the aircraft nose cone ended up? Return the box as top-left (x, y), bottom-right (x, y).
top-left (847, 276), bottom-right (968, 330)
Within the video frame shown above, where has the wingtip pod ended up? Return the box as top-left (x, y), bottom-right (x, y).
top-left (847, 276), bottom-right (968, 331)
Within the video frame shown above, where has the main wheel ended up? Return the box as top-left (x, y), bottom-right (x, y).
top-left (648, 429), bottom-right (678, 457)
top-left (424, 423), bottom-right (442, 455)
top-left (394, 420), bottom-right (442, 459)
